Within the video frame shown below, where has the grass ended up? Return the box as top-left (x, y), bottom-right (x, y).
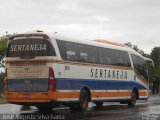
top-left (0, 96), bottom-right (7, 104)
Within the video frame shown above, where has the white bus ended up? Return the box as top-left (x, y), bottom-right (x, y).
top-left (5, 31), bottom-right (152, 112)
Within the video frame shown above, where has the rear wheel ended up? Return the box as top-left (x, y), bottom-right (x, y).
top-left (128, 89), bottom-right (137, 108)
top-left (78, 89), bottom-right (89, 112)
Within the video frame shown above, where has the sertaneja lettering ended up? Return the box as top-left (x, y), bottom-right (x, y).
top-left (90, 68), bottom-right (128, 80)
top-left (10, 44), bottom-right (46, 51)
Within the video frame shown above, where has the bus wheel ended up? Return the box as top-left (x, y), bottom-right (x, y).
top-left (79, 89), bottom-right (89, 112)
top-left (128, 89), bottom-right (137, 108)
top-left (95, 102), bottom-right (103, 108)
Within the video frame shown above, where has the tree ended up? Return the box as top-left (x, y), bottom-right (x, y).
top-left (0, 33), bottom-right (9, 96)
top-left (0, 72), bottom-right (4, 96)
top-left (125, 42), bottom-right (155, 85)
top-left (125, 42), bottom-right (148, 57)
top-left (150, 47), bottom-right (160, 68)
top-left (149, 47), bottom-right (160, 94)
top-left (0, 33), bottom-right (8, 68)
top-left (150, 47), bottom-right (160, 79)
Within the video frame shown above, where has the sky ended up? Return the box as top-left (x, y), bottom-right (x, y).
top-left (0, 0), bottom-right (160, 54)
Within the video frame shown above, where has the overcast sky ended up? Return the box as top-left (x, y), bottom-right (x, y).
top-left (0, 0), bottom-right (160, 54)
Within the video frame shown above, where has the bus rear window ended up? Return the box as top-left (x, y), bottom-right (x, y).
top-left (6, 39), bottom-right (56, 57)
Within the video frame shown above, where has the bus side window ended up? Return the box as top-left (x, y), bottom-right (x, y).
top-left (65, 42), bottom-right (78, 61)
top-left (115, 50), bottom-right (131, 67)
top-left (78, 44), bottom-right (98, 63)
top-left (57, 40), bottom-right (78, 61)
top-left (57, 40), bottom-right (67, 59)
top-left (131, 54), bottom-right (148, 80)
top-left (88, 57), bottom-right (95, 63)
top-left (66, 51), bottom-right (77, 60)
top-left (98, 48), bottom-right (116, 65)
top-left (117, 58), bottom-right (123, 66)
top-left (80, 53), bottom-right (88, 62)
top-left (105, 57), bottom-right (111, 65)
top-left (99, 57), bottom-right (104, 64)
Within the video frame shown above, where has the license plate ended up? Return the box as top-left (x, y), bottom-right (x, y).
top-left (22, 93), bottom-right (31, 98)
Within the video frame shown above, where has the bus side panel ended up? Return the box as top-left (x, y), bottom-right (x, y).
top-left (53, 64), bottom-right (71, 102)
top-left (64, 64), bottom-right (100, 102)
top-left (133, 75), bottom-right (149, 99)
top-left (53, 63), bottom-right (149, 102)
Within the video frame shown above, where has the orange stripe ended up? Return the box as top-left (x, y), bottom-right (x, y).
top-left (93, 39), bottom-right (129, 48)
top-left (56, 92), bottom-right (70, 99)
top-left (6, 90), bottom-right (149, 103)
top-left (57, 91), bottom-right (132, 99)
top-left (70, 91), bottom-right (79, 98)
top-left (5, 91), bottom-right (56, 103)
top-left (92, 92), bottom-right (99, 98)
top-left (139, 91), bottom-right (148, 96)
top-left (92, 91), bottom-right (131, 98)
top-left (56, 91), bottom-right (79, 99)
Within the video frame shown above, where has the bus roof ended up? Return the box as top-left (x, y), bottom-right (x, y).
top-left (50, 33), bottom-right (144, 57)
top-left (9, 31), bottom-right (147, 60)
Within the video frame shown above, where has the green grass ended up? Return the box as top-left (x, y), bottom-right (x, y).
top-left (0, 97), bottom-right (7, 104)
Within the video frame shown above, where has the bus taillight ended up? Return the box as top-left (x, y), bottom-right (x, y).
top-left (49, 67), bottom-right (55, 91)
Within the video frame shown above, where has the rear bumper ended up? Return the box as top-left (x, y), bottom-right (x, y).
top-left (5, 91), bottom-right (57, 104)
top-left (6, 98), bottom-right (59, 107)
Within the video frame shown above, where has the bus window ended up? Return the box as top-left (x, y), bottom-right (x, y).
top-left (57, 40), bottom-right (79, 61)
top-left (78, 44), bottom-right (98, 63)
top-left (6, 38), bottom-right (56, 57)
top-left (98, 48), bottom-right (116, 65)
top-left (115, 51), bottom-right (131, 67)
top-left (56, 40), bottom-right (66, 59)
top-left (66, 42), bottom-right (79, 61)
top-left (131, 54), bottom-right (148, 80)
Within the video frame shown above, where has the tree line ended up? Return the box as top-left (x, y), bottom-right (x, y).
top-left (0, 33), bottom-right (8, 96)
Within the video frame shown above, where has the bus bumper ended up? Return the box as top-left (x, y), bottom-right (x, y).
top-left (5, 91), bottom-right (57, 105)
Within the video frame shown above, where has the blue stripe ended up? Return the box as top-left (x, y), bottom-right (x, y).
top-left (55, 78), bottom-right (148, 91)
top-left (8, 78), bottom-right (49, 92)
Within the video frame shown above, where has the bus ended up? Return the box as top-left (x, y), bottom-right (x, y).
top-left (5, 31), bottom-right (153, 112)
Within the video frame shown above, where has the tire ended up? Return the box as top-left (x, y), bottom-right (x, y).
top-left (128, 89), bottom-right (137, 108)
top-left (78, 89), bottom-right (89, 112)
top-left (95, 102), bottom-right (103, 108)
